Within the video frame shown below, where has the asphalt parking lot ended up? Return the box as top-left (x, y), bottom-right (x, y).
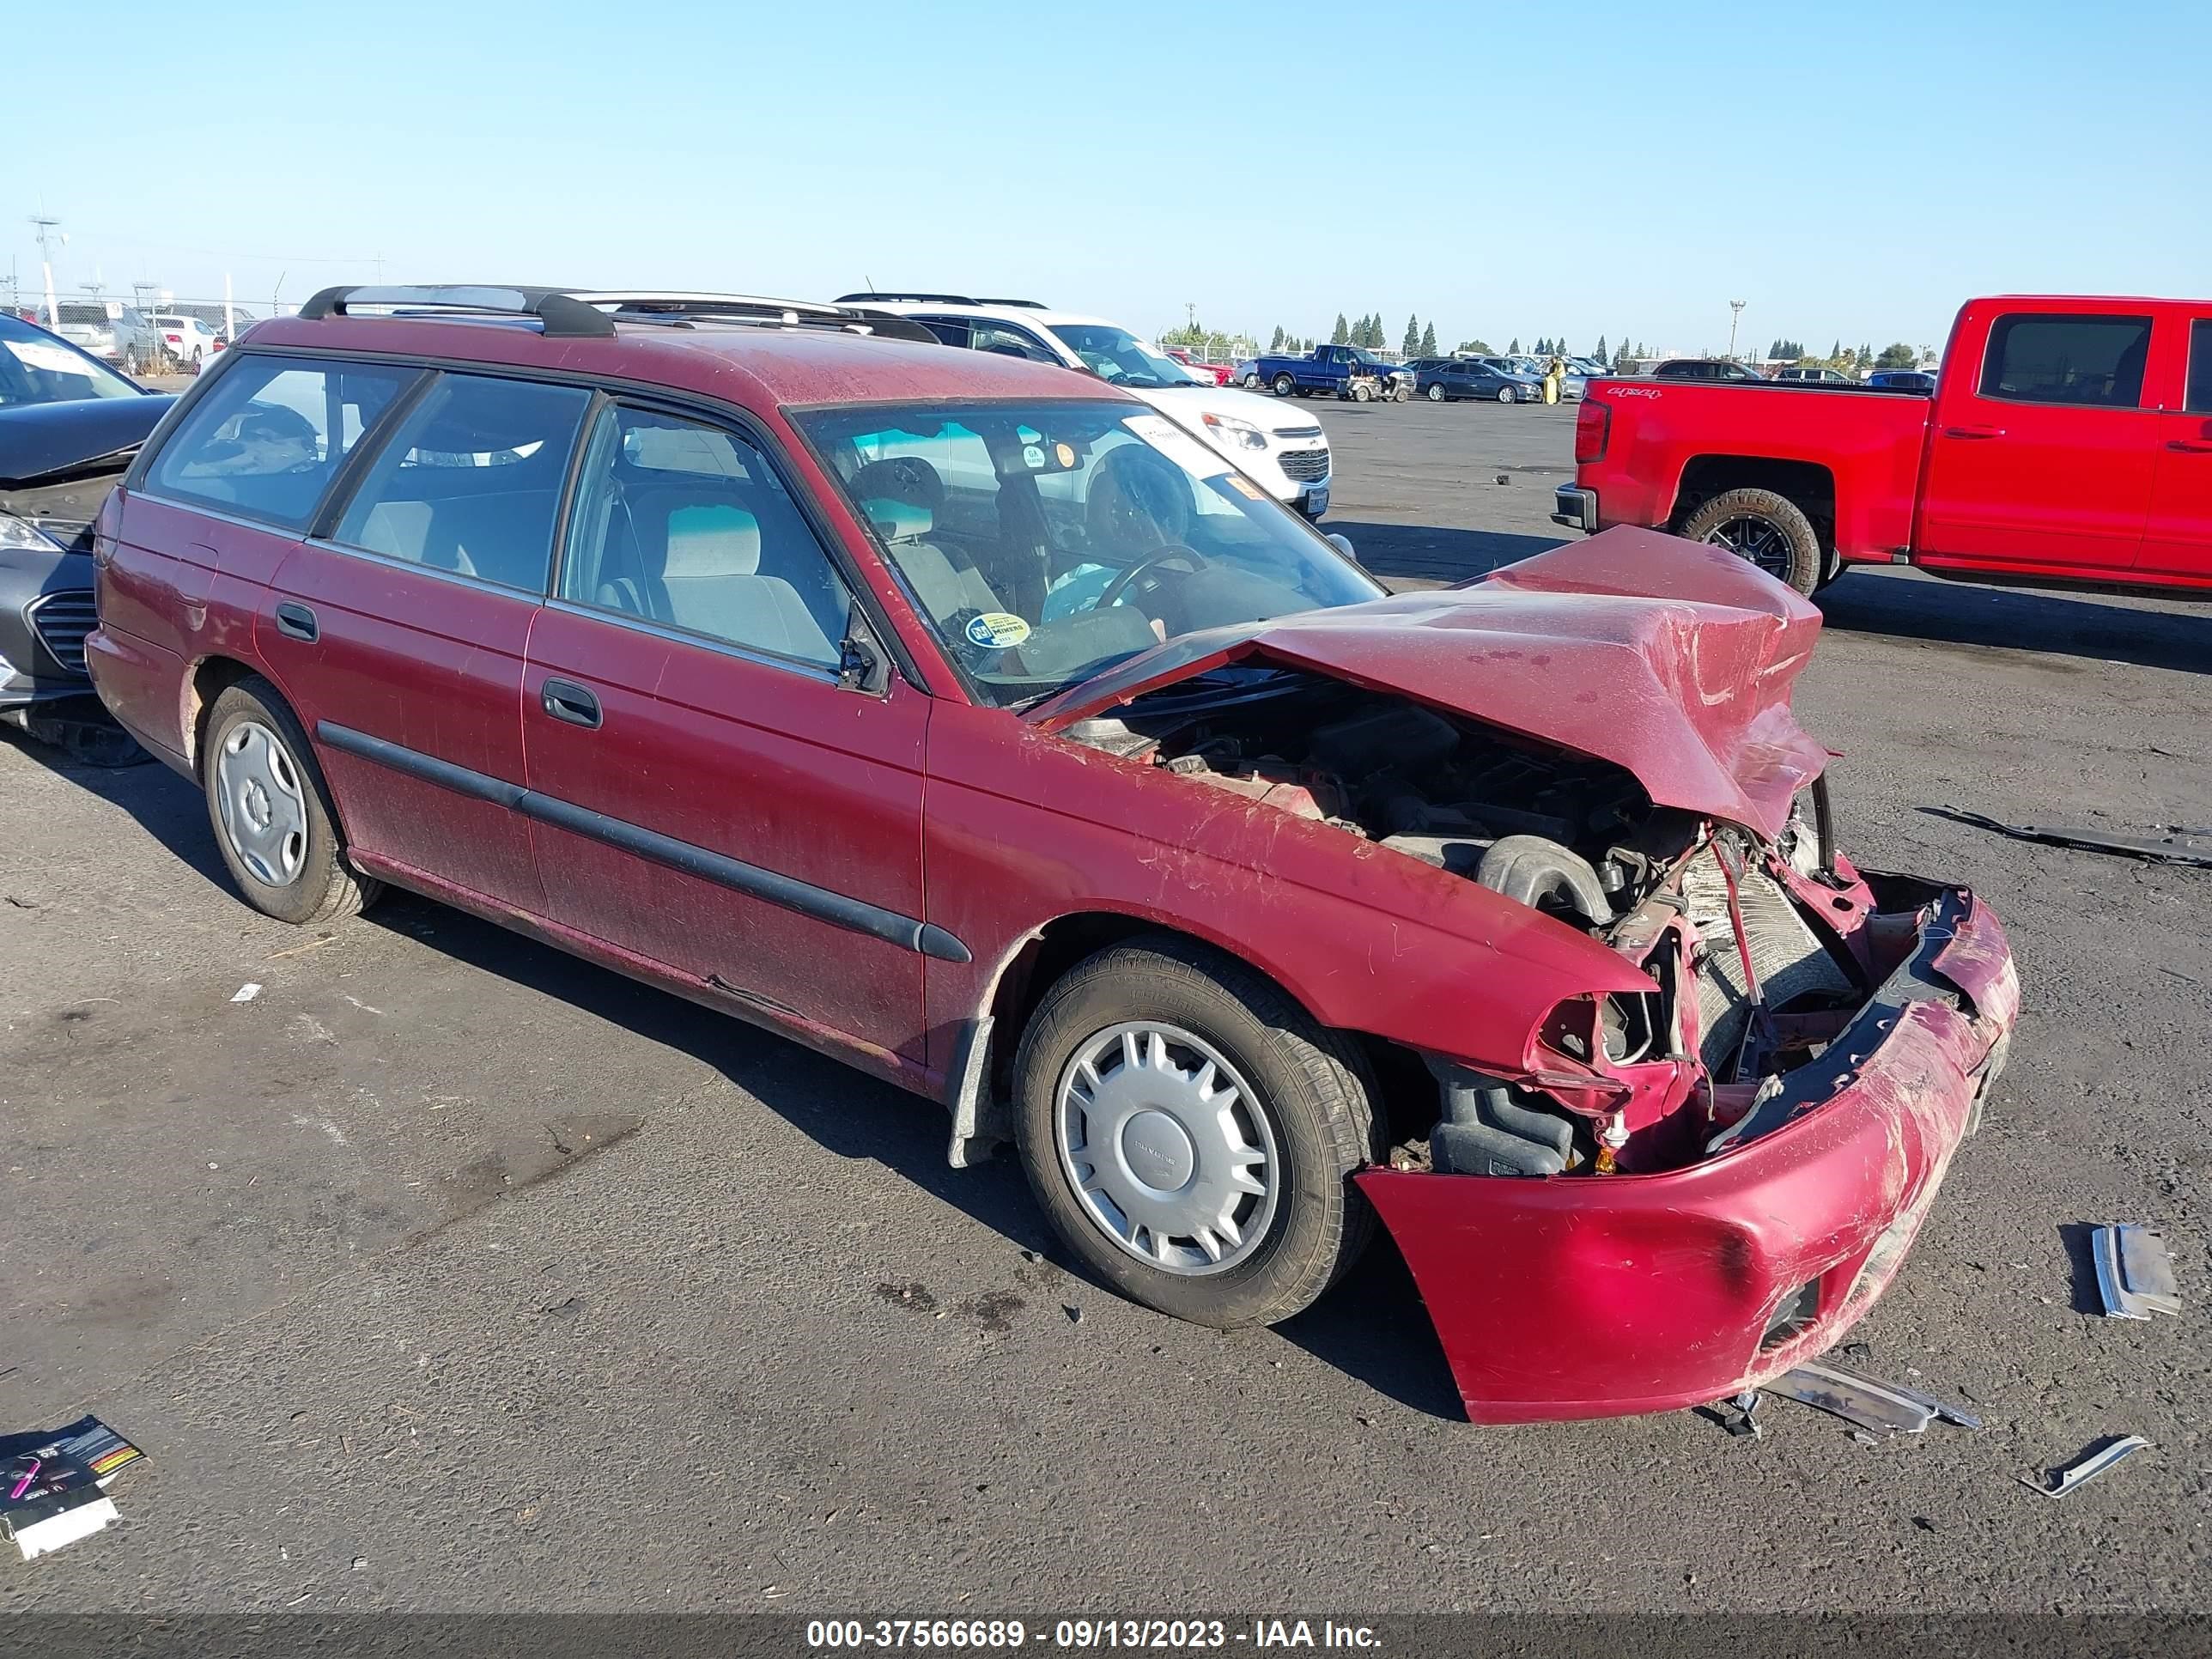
top-left (2, 398), bottom-right (2207, 1614)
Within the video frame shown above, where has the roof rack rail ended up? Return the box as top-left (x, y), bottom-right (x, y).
top-left (295, 285), bottom-right (942, 345)
top-left (297, 285), bottom-right (616, 337)
top-left (834, 291), bottom-right (1047, 310)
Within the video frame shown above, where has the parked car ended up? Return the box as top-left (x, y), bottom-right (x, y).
top-left (1162, 346), bottom-right (1233, 386)
top-left (1231, 357), bottom-right (1261, 387)
top-left (0, 313), bottom-right (172, 761)
top-left (48, 303), bottom-right (161, 374)
top-left (1556, 294), bottom-right (2212, 597)
top-left (837, 293), bottom-right (1334, 517)
top-left (87, 283), bottom-right (2017, 1425)
top-left (150, 314), bottom-right (227, 373)
top-left (1868, 369), bottom-right (1937, 393)
top-left (1249, 343), bottom-right (1411, 403)
top-left (1650, 358), bottom-right (1765, 382)
top-left (1772, 366), bottom-right (1854, 385)
top-left (1415, 359), bottom-right (1540, 403)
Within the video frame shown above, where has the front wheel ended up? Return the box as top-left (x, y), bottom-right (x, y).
top-left (1678, 487), bottom-right (1826, 596)
top-left (1012, 938), bottom-right (1384, 1329)
top-left (1272, 374), bottom-right (1296, 397)
top-left (203, 676), bottom-right (383, 925)
top-left (1497, 386), bottom-right (1516, 404)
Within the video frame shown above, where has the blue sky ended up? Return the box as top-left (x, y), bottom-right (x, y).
top-left (10, 1), bottom-right (2207, 355)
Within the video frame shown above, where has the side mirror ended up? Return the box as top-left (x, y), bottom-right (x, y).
top-left (1325, 532), bottom-right (1358, 564)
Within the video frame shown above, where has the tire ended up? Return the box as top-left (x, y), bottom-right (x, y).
top-left (1392, 385), bottom-right (1411, 403)
top-left (1497, 385), bottom-right (1516, 404)
top-left (1678, 487), bottom-right (1826, 596)
top-left (191, 347), bottom-right (204, 373)
top-left (1352, 381), bottom-right (1372, 403)
top-left (202, 675), bottom-right (382, 926)
top-left (1242, 373), bottom-right (1261, 389)
top-left (1272, 374), bottom-right (1296, 397)
top-left (1012, 936), bottom-right (1385, 1329)
top-left (1425, 382), bottom-right (1445, 402)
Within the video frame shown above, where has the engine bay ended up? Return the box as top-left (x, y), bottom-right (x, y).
top-left (1064, 670), bottom-right (1905, 1178)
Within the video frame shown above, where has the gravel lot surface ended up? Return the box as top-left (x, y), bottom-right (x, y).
top-left (2, 398), bottom-right (2206, 1614)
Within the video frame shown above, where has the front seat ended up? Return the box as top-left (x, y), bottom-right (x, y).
top-left (848, 459), bottom-right (1002, 625)
top-left (658, 504), bottom-right (836, 663)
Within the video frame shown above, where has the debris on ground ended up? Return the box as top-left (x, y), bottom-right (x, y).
top-left (2017, 1435), bottom-right (2150, 1498)
top-left (1929, 807), bottom-right (2212, 868)
top-left (2091, 1224), bottom-right (2183, 1320)
top-left (230, 982), bottom-right (262, 1003)
top-left (1, 1418), bottom-right (145, 1561)
top-left (1764, 1359), bottom-right (1981, 1435)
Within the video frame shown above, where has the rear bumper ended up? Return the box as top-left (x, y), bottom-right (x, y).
top-left (1358, 884), bottom-right (2019, 1424)
top-left (1551, 485), bottom-right (1599, 532)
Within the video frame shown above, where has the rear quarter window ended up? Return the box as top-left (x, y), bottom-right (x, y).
top-left (143, 356), bottom-right (416, 530)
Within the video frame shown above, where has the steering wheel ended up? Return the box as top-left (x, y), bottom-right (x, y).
top-left (1096, 544), bottom-right (1203, 612)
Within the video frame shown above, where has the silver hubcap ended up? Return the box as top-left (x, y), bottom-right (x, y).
top-left (1704, 514), bottom-right (1795, 579)
top-left (1054, 1023), bottom-right (1278, 1276)
top-left (215, 720), bottom-right (309, 887)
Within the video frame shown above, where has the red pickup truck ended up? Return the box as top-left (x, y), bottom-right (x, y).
top-left (1555, 295), bottom-right (2212, 596)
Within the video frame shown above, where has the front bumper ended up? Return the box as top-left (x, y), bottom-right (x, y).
top-left (1551, 485), bottom-right (1598, 532)
top-left (1358, 884), bottom-right (2019, 1424)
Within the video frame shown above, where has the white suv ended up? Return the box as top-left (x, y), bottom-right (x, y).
top-left (838, 294), bottom-right (1333, 519)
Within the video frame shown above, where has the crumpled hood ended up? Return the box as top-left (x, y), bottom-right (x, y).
top-left (1030, 527), bottom-right (1831, 842)
top-left (0, 394), bottom-right (173, 491)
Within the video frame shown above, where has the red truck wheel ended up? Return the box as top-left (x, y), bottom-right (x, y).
top-left (1679, 488), bottom-right (1826, 596)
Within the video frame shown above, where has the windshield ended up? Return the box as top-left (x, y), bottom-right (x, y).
top-left (0, 316), bottom-right (143, 406)
top-left (798, 400), bottom-right (1384, 708)
top-left (1048, 323), bottom-right (1204, 390)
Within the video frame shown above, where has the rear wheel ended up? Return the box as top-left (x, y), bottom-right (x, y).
top-left (1012, 938), bottom-right (1384, 1329)
top-left (1242, 372), bottom-right (1261, 389)
top-left (1678, 487), bottom-right (1826, 596)
top-left (1426, 382), bottom-right (1445, 402)
top-left (203, 676), bottom-right (382, 926)
top-left (1272, 374), bottom-right (1296, 397)
top-left (1352, 381), bottom-right (1372, 403)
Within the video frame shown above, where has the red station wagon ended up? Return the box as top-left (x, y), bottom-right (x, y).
top-left (88, 286), bottom-right (2021, 1423)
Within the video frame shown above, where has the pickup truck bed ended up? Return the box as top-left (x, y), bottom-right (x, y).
top-left (1559, 294), bottom-right (2212, 597)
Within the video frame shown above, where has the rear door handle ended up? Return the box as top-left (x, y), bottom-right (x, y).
top-left (274, 601), bottom-right (318, 642)
top-left (1942, 424), bottom-right (2006, 441)
top-left (2167, 438), bottom-right (2212, 453)
top-left (540, 678), bottom-right (602, 729)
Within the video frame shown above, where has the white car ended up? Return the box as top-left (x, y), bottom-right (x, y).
top-left (836, 294), bottom-right (1334, 519)
top-left (149, 314), bottom-right (226, 373)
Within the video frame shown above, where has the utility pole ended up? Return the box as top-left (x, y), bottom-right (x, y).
top-left (28, 214), bottom-right (62, 325)
top-left (1727, 300), bottom-right (1747, 361)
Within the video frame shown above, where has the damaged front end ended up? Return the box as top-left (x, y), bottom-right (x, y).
top-left (1046, 531), bottom-right (2021, 1422)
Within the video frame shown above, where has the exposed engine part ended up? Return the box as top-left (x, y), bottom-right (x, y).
top-left (1425, 1057), bottom-right (1574, 1176)
top-left (1680, 842), bottom-right (1853, 1077)
top-left (1060, 716), bottom-right (1157, 762)
top-left (1307, 703), bottom-right (1460, 780)
top-left (1176, 758), bottom-right (1346, 823)
top-left (1474, 836), bottom-right (1613, 927)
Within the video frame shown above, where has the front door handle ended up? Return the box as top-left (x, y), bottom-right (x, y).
top-left (540, 678), bottom-right (602, 729)
top-left (274, 601), bottom-right (319, 642)
top-left (1942, 424), bottom-right (2006, 441)
top-left (2167, 438), bottom-right (2212, 453)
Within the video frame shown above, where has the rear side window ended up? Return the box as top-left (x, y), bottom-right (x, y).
top-left (331, 373), bottom-right (592, 593)
top-left (1979, 314), bottom-right (2151, 408)
top-left (143, 356), bottom-right (414, 529)
top-left (2188, 320), bottom-right (2212, 415)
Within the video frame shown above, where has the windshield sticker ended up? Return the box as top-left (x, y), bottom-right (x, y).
top-left (1021, 444), bottom-right (1045, 469)
top-left (1054, 441), bottom-right (1076, 469)
top-left (4, 338), bottom-right (95, 376)
top-left (963, 611), bottom-right (1033, 650)
top-left (1123, 413), bottom-right (1230, 478)
top-left (1223, 473), bottom-right (1265, 501)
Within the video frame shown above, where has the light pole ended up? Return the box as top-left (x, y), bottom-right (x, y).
top-left (28, 214), bottom-right (62, 325)
top-left (1727, 300), bottom-right (1747, 361)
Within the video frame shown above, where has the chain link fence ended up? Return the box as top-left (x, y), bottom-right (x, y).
top-left (5, 286), bottom-right (279, 376)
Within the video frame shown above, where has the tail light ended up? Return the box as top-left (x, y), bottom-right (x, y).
top-left (1573, 398), bottom-right (1611, 465)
